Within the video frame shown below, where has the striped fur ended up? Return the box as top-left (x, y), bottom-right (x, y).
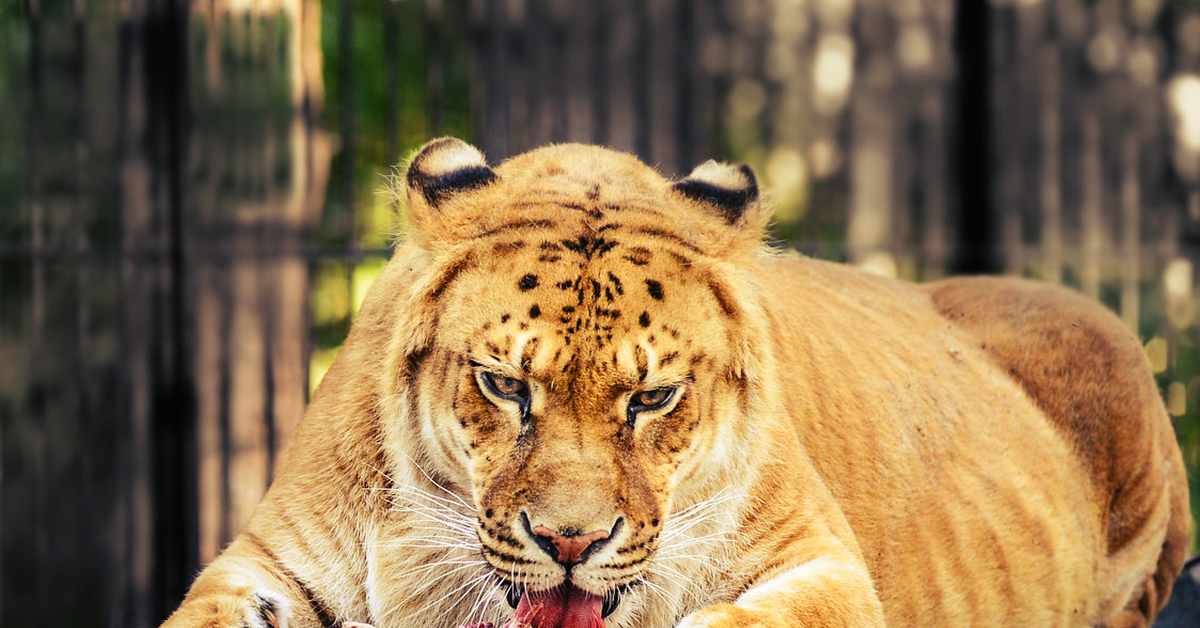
top-left (161, 140), bottom-right (1190, 628)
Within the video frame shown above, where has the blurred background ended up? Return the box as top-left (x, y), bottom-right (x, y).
top-left (2, 0), bottom-right (1200, 625)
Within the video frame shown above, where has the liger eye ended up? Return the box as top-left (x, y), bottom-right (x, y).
top-left (479, 371), bottom-right (530, 404)
top-left (629, 387), bottom-right (678, 413)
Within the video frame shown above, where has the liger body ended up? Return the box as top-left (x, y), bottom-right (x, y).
top-left (162, 139), bottom-right (1190, 628)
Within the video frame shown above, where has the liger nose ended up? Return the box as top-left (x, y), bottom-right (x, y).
top-left (522, 513), bottom-right (621, 566)
top-left (531, 526), bottom-right (610, 565)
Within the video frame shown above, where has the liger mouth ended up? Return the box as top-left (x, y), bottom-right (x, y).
top-left (502, 581), bottom-right (625, 626)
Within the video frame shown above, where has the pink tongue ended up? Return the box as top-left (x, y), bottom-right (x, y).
top-left (512, 585), bottom-right (604, 628)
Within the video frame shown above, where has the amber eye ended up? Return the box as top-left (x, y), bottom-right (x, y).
top-left (629, 387), bottom-right (678, 414)
top-left (479, 371), bottom-right (531, 406)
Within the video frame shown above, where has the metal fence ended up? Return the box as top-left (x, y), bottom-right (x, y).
top-left (1, 0), bottom-right (1199, 626)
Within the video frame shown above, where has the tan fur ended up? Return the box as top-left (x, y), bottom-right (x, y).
top-left (162, 140), bottom-right (1191, 628)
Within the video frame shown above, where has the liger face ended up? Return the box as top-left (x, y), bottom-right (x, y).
top-left (413, 224), bottom-right (744, 621)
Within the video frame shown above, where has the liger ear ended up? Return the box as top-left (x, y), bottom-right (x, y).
top-left (672, 160), bottom-right (761, 225)
top-left (404, 138), bottom-right (499, 240)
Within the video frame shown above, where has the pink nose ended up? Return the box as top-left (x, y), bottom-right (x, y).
top-left (530, 525), bottom-right (611, 565)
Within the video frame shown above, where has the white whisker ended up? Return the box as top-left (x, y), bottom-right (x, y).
top-left (464, 576), bottom-right (503, 627)
top-left (397, 451), bottom-right (474, 509)
top-left (404, 558), bottom-right (491, 578)
top-left (387, 483), bottom-right (476, 513)
top-left (419, 572), bottom-right (495, 624)
top-left (376, 539), bottom-right (478, 552)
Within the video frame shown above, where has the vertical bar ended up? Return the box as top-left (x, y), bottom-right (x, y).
top-left (220, 9), bottom-right (269, 563)
top-left (26, 0), bottom-right (46, 622)
top-left (485, 0), bottom-right (509, 156)
top-left (340, 0), bottom-right (357, 244)
top-left (468, 0), bottom-right (487, 141)
top-left (507, 0), bottom-right (529, 154)
top-left (647, 0), bottom-right (679, 171)
top-left (632, 0), bottom-right (651, 159)
top-left (385, 0), bottom-right (402, 165)
top-left (689, 0), bottom-right (718, 164)
top-left (147, 0), bottom-right (197, 618)
top-left (707, 0), bottom-right (733, 161)
top-left (674, 0), bottom-right (695, 172)
top-left (547, 0), bottom-right (567, 140)
top-left (951, 0), bottom-right (998, 274)
top-left (1120, 134), bottom-right (1141, 331)
top-left (922, 93), bottom-right (949, 279)
top-left (71, 0), bottom-right (98, 619)
top-left (284, 0), bottom-right (331, 449)
top-left (0, 337), bottom-right (4, 624)
top-left (601, 0), bottom-right (632, 152)
top-left (72, 2), bottom-right (90, 409)
top-left (846, 57), bottom-right (895, 264)
top-left (113, 6), bottom-right (132, 622)
top-left (263, 292), bottom-right (277, 480)
top-left (195, 2), bottom-right (225, 568)
top-left (340, 0), bottom-right (359, 376)
top-left (218, 291), bottom-right (233, 547)
top-left (273, 0), bottom-right (327, 467)
top-left (121, 5), bottom-right (155, 621)
top-left (0, 282), bottom-right (4, 624)
top-left (1038, 45), bottom-right (1061, 284)
top-left (563, 0), bottom-right (591, 144)
top-left (590, 0), bottom-right (610, 145)
top-left (993, 4), bottom-right (1023, 276)
top-left (1080, 110), bottom-right (1102, 298)
top-left (426, 0), bottom-right (446, 137)
top-left (196, 266), bottom-right (225, 564)
top-left (227, 257), bottom-right (268, 548)
top-left (526, 0), bottom-right (548, 145)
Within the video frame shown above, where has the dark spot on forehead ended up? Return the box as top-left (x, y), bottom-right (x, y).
top-left (623, 247), bottom-right (653, 266)
top-left (645, 279), bottom-right (665, 300)
top-left (639, 311), bottom-right (651, 328)
top-left (587, 185), bottom-right (601, 200)
top-left (529, 304), bottom-right (542, 319)
top-left (501, 313), bottom-right (511, 323)
top-left (477, 219), bottom-right (557, 238)
top-left (607, 272), bottom-right (625, 295)
top-left (630, 227), bottom-right (704, 254)
top-left (562, 235), bottom-right (618, 260)
top-left (518, 274), bottom-right (539, 291)
top-left (668, 251), bottom-right (694, 267)
top-left (493, 240), bottom-right (526, 254)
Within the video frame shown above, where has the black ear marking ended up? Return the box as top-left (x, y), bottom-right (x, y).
top-left (672, 161), bottom-right (759, 224)
top-left (407, 138), bottom-right (499, 207)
